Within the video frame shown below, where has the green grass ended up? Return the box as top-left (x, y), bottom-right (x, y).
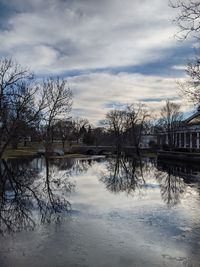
top-left (3, 148), bottom-right (38, 159)
top-left (2, 142), bottom-right (87, 159)
top-left (49, 153), bottom-right (88, 159)
top-left (141, 152), bottom-right (157, 158)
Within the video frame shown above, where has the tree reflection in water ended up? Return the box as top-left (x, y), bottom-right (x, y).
top-left (156, 162), bottom-right (186, 207)
top-left (0, 156), bottom-right (199, 234)
top-left (99, 156), bottom-right (199, 208)
top-left (99, 156), bottom-right (146, 195)
top-left (51, 157), bottom-right (93, 176)
top-left (156, 160), bottom-right (200, 207)
top-left (0, 157), bottom-right (75, 234)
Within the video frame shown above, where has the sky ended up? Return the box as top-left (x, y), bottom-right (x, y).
top-left (0, 0), bottom-right (196, 123)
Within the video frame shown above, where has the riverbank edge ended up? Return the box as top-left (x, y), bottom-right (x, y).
top-left (1, 148), bottom-right (157, 160)
top-left (1, 148), bottom-right (88, 160)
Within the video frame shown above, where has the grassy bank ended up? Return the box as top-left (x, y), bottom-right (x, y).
top-left (141, 151), bottom-right (157, 158)
top-left (49, 153), bottom-right (88, 159)
top-left (2, 142), bottom-right (157, 159)
top-left (2, 150), bottom-right (88, 160)
top-left (2, 147), bottom-right (38, 159)
top-left (2, 145), bottom-right (87, 160)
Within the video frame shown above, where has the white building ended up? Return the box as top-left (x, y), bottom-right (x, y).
top-left (157, 107), bottom-right (200, 150)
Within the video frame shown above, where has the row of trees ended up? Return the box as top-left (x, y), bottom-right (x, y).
top-left (104, 104), bottom-right (150, 154)
top-left (104, 100), bottom-right (186, 152)
top-left (0, 56), bottom-right (186, 158)
top-left (0, 58), bottom-right (115, 157)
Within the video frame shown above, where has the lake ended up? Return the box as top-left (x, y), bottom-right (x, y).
top-left (0, 156), bottom-right (200, 267)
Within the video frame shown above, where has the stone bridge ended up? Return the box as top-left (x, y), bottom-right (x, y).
top-left (71, 145), bottom-right (136, 155)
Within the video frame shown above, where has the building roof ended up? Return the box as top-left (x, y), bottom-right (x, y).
top-left (184, 107), bottom-right (200, 126)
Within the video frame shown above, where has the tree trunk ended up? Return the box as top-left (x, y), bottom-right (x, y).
top-left (24, 139), bottom-right (27, 147)
top-left (11, 137), bottom-right (18, 149)
top-left (62, 139), bottom-right (65, 151)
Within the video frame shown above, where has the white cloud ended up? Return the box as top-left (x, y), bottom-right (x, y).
top-left (0, 0), bottom-right (192, 123)
top-left (171, 65), bottom-right (186, 70)
top-left (68, 72), bottom-right (186, 123)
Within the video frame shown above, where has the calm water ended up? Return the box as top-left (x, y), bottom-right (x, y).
top-left (0, 156), bottom-right (200, 267)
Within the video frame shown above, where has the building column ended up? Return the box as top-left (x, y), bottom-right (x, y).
top-left (173, 132), bottom-right (176, 147)
top-left (190, 132), bottom-right (193, 149)
top-left (179, 132), bottom-right (181, 148)
top-left (184, 132), bottom-right (187, 148)
top-left (197, 132), bottom-right (200, 149)
top-left (174, 132), bottom-right (176, 147)
top-left (165, 133), bottom-right (168, 145)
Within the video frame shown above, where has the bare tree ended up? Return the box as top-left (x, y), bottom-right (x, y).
top-left (72, 117), bottom-right (89, 144)
top-left (0, 58), bottom-right (46, 158)
top-left (178, 53), bottom-right (200, 106)
top-left (125, 104), bottom-right (149, 155)
top-left (169, 1), bottom-right (200, 107)
top-left (170, 1), bottom-right (200, 106)
top-left (56, 120), bottom-right (74, 150)
top-left (157, 100), bottom-right (183, 147)
top-left (93, 127), bottom-right (106, 146)
top-left (170, 0), bottom-right (200, 40)
top-left (105, 109), bottom-right (126, 152)
top-left (105, 105), bottom-right (149, 154)
top-left (41, 77), bottom-right (72, 154)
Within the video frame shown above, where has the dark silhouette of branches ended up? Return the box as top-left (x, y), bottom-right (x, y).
top-left (156, 162), bottom-right (186, 207)
top-left (40, 78), bottom-right (73, 155)
top-left (170, 0), bottom-right (200, 40)
top-left (99, 156), bottom-right (145, 195)
top-left (170, 1), bottom-right (200, 105)
top-left (0, 158), bottom-right (74, 234)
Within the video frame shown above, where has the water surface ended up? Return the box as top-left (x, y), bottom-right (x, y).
top-left (0, 156), bottom-right (200, 267)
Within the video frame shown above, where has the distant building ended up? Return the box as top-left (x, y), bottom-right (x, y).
top-left (139, 134), bottom-right (157, 149)
top-left (157, 107), bottom-right (200, 150)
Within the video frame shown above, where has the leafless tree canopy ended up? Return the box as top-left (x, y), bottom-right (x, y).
top-left (178, 53), bottom-right (200, 105)
top-left (158, 100), bottom-right (183, 130)
top-left (0, 58), bottom-right (36, 156)
top-left (170, 1), bottom-right (200, 105)
top-left (105, 104), bottom-right (149, 154)
top-left (42, 78), bottom-right (72, 125)
top-left (40, 78), bottom-right (73, 153)
top-left (170, 0), bottom-right (200, 40)
top-left (72, 117), bottom-right (89, 143)
top-left (105, 109), bottom-right (127, 151)
top-left (156, 100), bottom-right (183, 146)
top-left (0, 58), bottom-right (73, 158)
top-left (125, 104), bottom-right (149, 149)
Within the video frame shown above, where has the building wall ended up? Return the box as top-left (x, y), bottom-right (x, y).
top-left (157, 126), bottom-right (200, 150)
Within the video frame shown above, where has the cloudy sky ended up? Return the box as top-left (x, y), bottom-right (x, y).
top-left (0, 0), bottom-right (195, 123)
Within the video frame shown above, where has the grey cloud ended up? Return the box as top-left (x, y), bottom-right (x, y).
top-left (0, 0), bottom-right (180, 74)
top-left (68, 72), bottom-right (185, 123)
top-left (0, 0), bottom-right (189, 122)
